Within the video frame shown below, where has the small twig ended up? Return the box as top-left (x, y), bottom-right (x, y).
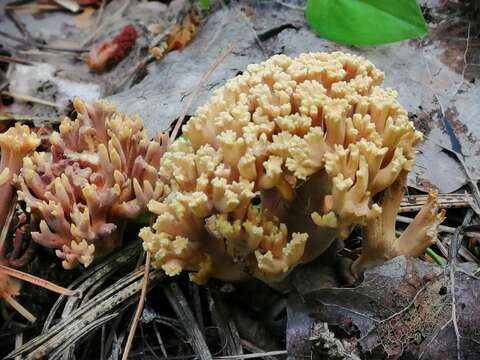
top-left (15, 332), bottom-right (23, 360)
top-left (5, 7), bottom-right (34, 44)
top-left (272, 0), bottom-right (305, 11)
top-left (0, 265), bottom-right (81, 298)
top-left (34, 44), bottom-right (88, 53)
top-left (399, 193), bottom-right (473, 213)
top-left (240, 340), bottom-right (278, 360)
top-left (164, 282), bottom-right (213, 360)
top-left (449, 210), bottom-right (473, 360)
top-left (105, 55), bottom-right (155, 96)
top-left (451, 23), bottom-right (471, 98)
top-left (2, 294), bottom-right (36, 323)
top-left (170, 44), bottom-right (234, 141)
top-left (153, 322), bottom-right (168, 358)
top-left (0, 195), bottom-right (16, 257)
top-left (449, 209), bottom-right (474, 261)
top-left (0, 30), bottom-right (29, 46)
top-left (1, 91), bottom-right (63, 108)
top-left (0, 55), bottom-right (32, 66)
top-left (213, 350), bottom-right (287, 359)
top-left (4, 3), bottom-right (60, 11)
top-left (79, 0), bottom-right (107, 49)
top-left (121, 251), bottom-right (151, 360)
top-left (80, 0), bottom-right (131, 48)
top-left (450, 264), bottom-right (462, 360)
top-left (235, 9), bottom-right (266, 55)
top-left (0, 114), bottom-right (60, 122)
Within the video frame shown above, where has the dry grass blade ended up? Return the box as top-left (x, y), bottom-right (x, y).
top-left (213, 351), bottom-right (287, 359)
top-left (49, 314), bottom-right (118, 359)
top-left (2, 293), bottom-right (36, 323)
top-left (80, 0), bottom-right (131, 48)
top-left (0, 114), bottom-right (60, 122)
top-left (43, 242), bottom-right (142, 333)
top-left (1, 91), bottom-right (63, 108)
top-left (121, 251), bottom-right (151, 360)
top-left (189, 282), bottom-right (205, 333)
top-left (399, 193), bottom-right (473, 213)
top-left (240, 340), bottom-right (279, 360)
top-left (5, 3), bottom-right (60, 11)
top-left (6, 268), bottom-right (164, 359)
top-left (0, 55), bottom-right (32, 65)
top-left (206, 288), bottom-right (243, 356)
top-left (164, 282), bottom-right (213, 360)
top-left (0, 195), bottom-right (16, 256)
top-left (0, 265), bottom-right (80, 297)
top-left (170, 43), bottom-right (234, 141)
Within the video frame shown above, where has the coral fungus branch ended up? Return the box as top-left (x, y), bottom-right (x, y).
top-left (351, 173), bottom-right (446, 277)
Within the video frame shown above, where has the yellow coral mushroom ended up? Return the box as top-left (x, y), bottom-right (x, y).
top-left (0, 123), bottom-right (40, 228)
top-left (141, 52), bottom-right (442, 284)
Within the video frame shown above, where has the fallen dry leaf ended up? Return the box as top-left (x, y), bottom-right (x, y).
top-left (150, 15), bottom-right (198, 61)
top-left (74, 7), bottom-right (96, 29)
top-left (287, 257), bottom-right (480, 359)
top-left (167, 15), bottom-right (198, 52)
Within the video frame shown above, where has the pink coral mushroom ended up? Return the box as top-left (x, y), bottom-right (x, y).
top-left (17, 98), bottom-right (169, 269)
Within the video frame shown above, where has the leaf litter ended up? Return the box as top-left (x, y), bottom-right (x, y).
top-left (1, 0), bottom-right (480, 359)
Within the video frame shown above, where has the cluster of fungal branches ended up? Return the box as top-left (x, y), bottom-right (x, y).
top-left (139, 52), bottom-right (445, 283)
top-left (1, 99), bottom-right (168, 320)
top-left (1, 52), bottom-right (446, 321)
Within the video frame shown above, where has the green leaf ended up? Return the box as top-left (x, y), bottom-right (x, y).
top-left (199, 0), bottom-right (209, 10)
top-left (306, 0), bottom-right (428, 45)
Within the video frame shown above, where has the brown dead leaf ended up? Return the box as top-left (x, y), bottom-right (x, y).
top-left (167, 15), bottom-right (198, 51)
top-left (287, 257), bottom-right (480, 359)
top-left (150, 15), bottom-right (198, 61)
top-left (74, 7), bottom-right (96, 29)
top-left (147, 23), bottom-right (165, 35)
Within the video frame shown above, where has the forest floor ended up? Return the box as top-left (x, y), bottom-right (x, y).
top-left (1, 0), bottom-right (480, 359)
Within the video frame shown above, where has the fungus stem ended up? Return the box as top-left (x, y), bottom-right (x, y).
top-left (275, 179), bottom-right (294, 202)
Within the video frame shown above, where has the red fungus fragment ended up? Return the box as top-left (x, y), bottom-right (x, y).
top-left (85, 24), bottom-right (138, 73)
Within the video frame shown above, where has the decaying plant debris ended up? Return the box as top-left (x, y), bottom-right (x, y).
top-left (1, 1), bottom-right (480, 360)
